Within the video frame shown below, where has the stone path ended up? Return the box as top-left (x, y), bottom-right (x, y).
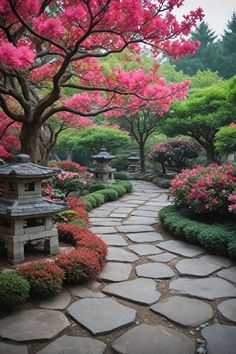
top-left (0, 180), bottom-right (236, 354)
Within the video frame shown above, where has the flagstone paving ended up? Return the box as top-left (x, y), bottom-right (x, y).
top-left (0, 180), bottom-right (236, 354)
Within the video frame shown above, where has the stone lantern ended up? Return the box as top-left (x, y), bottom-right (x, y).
top-left (0, 154), bottom-right (66, 264)
top-left (91, 148), bottom-right (116, 184)
top-left (128, 152), bottom-right (139, 173)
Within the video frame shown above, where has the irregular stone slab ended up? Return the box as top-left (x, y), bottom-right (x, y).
top-left (84, 280), bottom-right (101, 289)
top-left (0, 342), bottom-right (28, 354)
top-left (131, 210), bottom-right (158, 217)
top-left (37, 335), bottom-right (106, 354)
top-left (198, 255), bottom-right (233, 268)
top-left (67, 298), bottom-right (136, 335)
top-left (218, 299), bottom-right (236, 323)
top-left (123, 217), bottom-right (157, 225)
top-left (201, 324), bottom-right (236, 354)
top-left (217, 266), bottom-right (236, 283)
top-left (40, 292), bottom-right (71, 310)
top-left (128, 244), bottom-right (162, 256)
top-left (107, 247), bottom-right (139, 262)
top-left (90, 226), bottom-right (117, 234)
top-left (112, 324), bottom-right (195, 354)
top-left (0, 310), bottom-right (70, 342)
top-left (117, 225), bottom-right (154, 233)
top-left (69, 286), bottom-right (105, 298)
top-left (159, 240), bottom-right (204, 257)
top-left (114, 207), bottom-right (134, 213)
top-left (138, 205), bottom-right (161, 211)
top-left (110, 213), bottom-right (128, 218)
top-left (149, 253), bottom-right (177, 262)
top-left (136, 263), bottom-right (175, 279)
top-left (126, 232), bottom-right (163, 243)
top-left (99, 262), bottom-right (132, 282)
top-left (170, 277), bottom-right (236, 300)
top-left (175, 258), bottom-right (222, 277)
top-left (99, 234), bottom-right (128, 246)
top-left (151, 296), bottom-right (214, 327)
top-left (103, 278), bottom-right (161, 305)
top-left (91, 221), bottom-right (122, 227)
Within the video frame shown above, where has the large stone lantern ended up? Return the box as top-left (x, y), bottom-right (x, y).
top-left (0, 154), bottom-right (66, 264)
top-left (128, 152), bottom-right (139, 173)
top-left (91, 148), bottom-right (116, 184)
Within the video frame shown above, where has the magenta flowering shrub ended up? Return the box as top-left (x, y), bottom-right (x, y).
top-left (149, 139), bottom-right (199, 173)
top-left (228, 193), bottom-right (236, 213)
top-left (170, 164), bottom-right (236, 215)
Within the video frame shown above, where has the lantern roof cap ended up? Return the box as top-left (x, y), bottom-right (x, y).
top-left (92, 148), bottom-right (115, 160)
top-left (0, 154), bottom-right (60, 179)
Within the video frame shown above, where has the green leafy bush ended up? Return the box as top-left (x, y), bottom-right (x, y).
top-left (110, 184), bottom-right (126, 197)
top-left (114, 171), bottom-right (129, 180)
top-left (159, 205), bottom-right (236, 258)
top-left (86, 183), bottom-right (108, 192)
top-left (89, 192), bottom-right (105, 206)
top-left (99, 188), bottom-right (119, 201)
top-left (81, 195), bottom-right (97, 208)
top-left (116, 181), bottom-right (133, 193)
top-left (0, 272), bottom-right (30, 307)
top-left (111, 155), bottom-right (129, 171)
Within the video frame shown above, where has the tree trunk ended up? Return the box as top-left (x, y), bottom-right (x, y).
top-left (205, 144), bottom-right (219, 163)
top-left (20, 122), bottom-right (48, 165)
top-left (139, 143), bottom-right (146, 172)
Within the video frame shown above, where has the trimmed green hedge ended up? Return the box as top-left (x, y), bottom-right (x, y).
top-left (115, 180), bottom-right (133, 193)
top-left (98, 188), bottom-right (119, 201)
top-left (159, 205), bottom-right (236, 258)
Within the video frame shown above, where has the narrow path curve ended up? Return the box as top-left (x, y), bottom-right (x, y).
top-left (0, 181), bottom-right (235, 354)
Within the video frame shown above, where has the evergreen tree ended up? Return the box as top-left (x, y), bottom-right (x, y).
top-left (172, 22), bottom-right (219, 75)
top-left (220, 12), bottom-right (236, 78)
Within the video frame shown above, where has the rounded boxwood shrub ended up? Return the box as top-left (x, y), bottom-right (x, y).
top-left (116, 181), bottom-right (133, 193)
top-left (55, 248), bottom-right (101, 284)
top-left (86, 183), bottom-right (108, 192)
top-left (0, 272), bottom-right (30, 307)
top-left (90, 192), bottom-right (105, 206)
top-left (110, 184), bottom-right (126, 197)
top-left (82, 195), bottom-right (97, 208)
top-left (17, 260), bottom-right (64, 298)
top-left (99, 188), bottom-right (119, 201)
top-left (159, 205), bottom-right (236, 258)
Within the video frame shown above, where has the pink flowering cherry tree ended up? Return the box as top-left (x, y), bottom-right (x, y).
top-left (0, 0), bottom-right (203, 164)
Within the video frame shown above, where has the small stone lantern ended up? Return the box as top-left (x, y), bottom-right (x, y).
top-left (128, 152), bottom-right (139, 173)
top-left (0, 154), bottom-right (66, 264)
top-left (91, 148), bottom-right (116, 184)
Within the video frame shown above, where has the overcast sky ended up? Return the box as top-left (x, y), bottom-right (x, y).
top-left (175, 0), bottom-right (236, 36)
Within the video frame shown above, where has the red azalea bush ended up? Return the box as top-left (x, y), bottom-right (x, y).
top-left (228, 192), bottom-right (236, 213)
top-left (67, 197), bottom-right (89, 223)
top-left (57, 223), bottom-right (107, 265)
top-left (170, 164), bottom-right (236, 215)
top-left (49, 160), bottom-right (87, 174)
top-left (17, 260), bottom-right (64, 298)
top-left (55, 248), bottom-right (101, 284)
top-left (149, 139), bottom-right (199, 173)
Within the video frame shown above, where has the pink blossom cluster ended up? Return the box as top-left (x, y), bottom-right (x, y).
top-left (57, 171), bottom-right (79, 181)
top-left (228, 193), bottom-right (236, 213)
top-left (170, 164), bottom-right (236, 215)
top-left (0, 43), bottom-right (35, 69)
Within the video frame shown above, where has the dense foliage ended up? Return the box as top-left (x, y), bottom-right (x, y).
top-left (169, 164), bottom-right (236, 215)
top-left (159, 205), bottom-right (236, 258)
top-left (0, 272), bottom-right (30, 306)
top-left (215, 124), bottom-right (236, 155)
top-left (17, 260), bottom-right (64, 298)
top-left (149, 139), bottom-right (199, 173)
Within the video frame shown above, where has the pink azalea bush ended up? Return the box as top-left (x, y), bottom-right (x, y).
top-left (170, 164), bottom-right (236, 215)
top-left (228, 193), bottom-right (236, 213)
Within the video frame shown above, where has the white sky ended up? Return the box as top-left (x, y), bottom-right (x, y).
top-left (175, 0), bottom-right (236, 36)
